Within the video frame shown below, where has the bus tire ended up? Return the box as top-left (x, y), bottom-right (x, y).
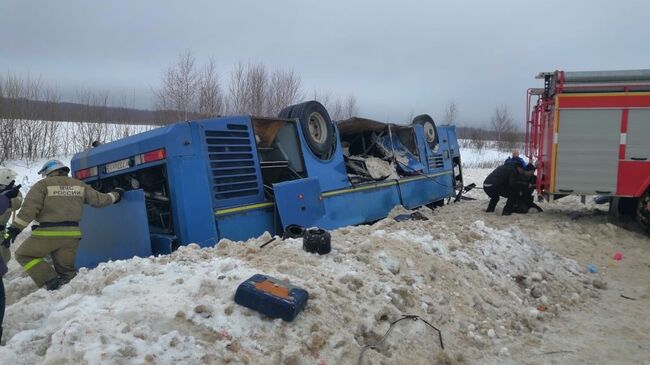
top-left (288, 101), bottom-right (335, 160)
top-left (413, 114), bottom-right (439, 149)
top-left (303, 228), bottom-right (331, 255)
top-left (278, 104), bottom-right (295, 119)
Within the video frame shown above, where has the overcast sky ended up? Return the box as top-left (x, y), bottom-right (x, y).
top-left (1, 0), bottom-right (649, 126)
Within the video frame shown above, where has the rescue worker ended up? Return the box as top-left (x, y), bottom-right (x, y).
top-left (0, 247), bottom-right (6, 344)
top-left (513, 163), bottom-right (543, 214)
top-left (4, 159), bottom-right (124, 291)
top-left (483, 156), bottom-right (529, 215)
top-left (1, 169), bottom-right (23, 264)
top-left (0, 180), bottom-right (19, 344)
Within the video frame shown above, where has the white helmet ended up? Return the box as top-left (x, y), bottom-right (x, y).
top-left (0, 168), bottom-right (17, 187)
top-left (38, 159), bottom-right (70, 178)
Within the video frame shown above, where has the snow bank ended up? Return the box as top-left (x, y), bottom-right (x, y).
top-left (0, 199), bottom-right (598, 364)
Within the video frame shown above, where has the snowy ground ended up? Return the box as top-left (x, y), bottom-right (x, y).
top-left (1, 155), bottom-right (649, 364)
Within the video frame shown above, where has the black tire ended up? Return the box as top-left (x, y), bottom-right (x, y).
top-left (288, 101), bottom-right (335, 160)
top-left (412, 114), bottom-right (439, 148)
top-left (278, 105), bottom-right (295, 119)
top-left (303, 228), bottom-right (331, 255)
top-left (283, 224), bottom-right (305, 239)
top-left (636, 190), bottom-right (650, 233)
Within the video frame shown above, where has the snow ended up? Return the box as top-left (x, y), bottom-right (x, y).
top-left (1, 145), bottom-right (649, 364)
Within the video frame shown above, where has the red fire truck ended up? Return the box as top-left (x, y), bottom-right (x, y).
top-left (526, 70), bottom-right (650, 231)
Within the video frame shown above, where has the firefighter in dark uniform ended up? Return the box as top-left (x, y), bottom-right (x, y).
top-left (483, 157), bottom-right (530, 215)
top-left (513, 163), bottom-right (543, 213)
top-left (0, 180), bottom-right (21, 344)
top-left (4, 160), bottom-right (124, 291)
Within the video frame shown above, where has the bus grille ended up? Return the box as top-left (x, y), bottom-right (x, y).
top-left (206, 124), bottom-right (259, 200)
top-left (429, 154), bottom-right (444, 169)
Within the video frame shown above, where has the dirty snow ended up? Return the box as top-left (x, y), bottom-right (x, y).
top-left (0, 154), bottom-right (649, 365)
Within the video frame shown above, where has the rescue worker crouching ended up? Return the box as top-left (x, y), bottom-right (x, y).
top-left (1, 169), bottom-right (24, 265)
top-left (483, 156), bottom-right (530, 215)
top-left (512, 163), bottom-right (543, 214)
top-left (4, 160), bottom-right (124, 291)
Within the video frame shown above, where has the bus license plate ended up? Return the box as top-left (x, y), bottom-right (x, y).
top-left (105, 159), bottom-right (130, 173)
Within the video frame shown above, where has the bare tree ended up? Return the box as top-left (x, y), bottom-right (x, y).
top-left (312, 91), bottom-right (358, 120)
top-left (198, 57), bottom-right (225, 117)
top-left (0, 72), bottom-right (46, 161)
top-left (343, 95), bottom-right (359, 119)
top-left (246, 63), bottom-right (268, 116)
top-left (469, 125), bottom-right (488, 150)
top-left (312, 89), bottom-right (333, 111)
top-left (73, 88), bottom-right (111, 152)
top-left (491, 104), bottom-right (517, 150)
top-left (40, 86), bottom-right (61, 157)
top-left (154, 49), bottom-right (199, 122)
top-left (266, 69), bottom-right (302, 116)
top-left (443, 99), bottom-right (458, 125)
top-left (331, 97), bottom-right (344, 120)
top-left (227, 61), bottom-right (248, 115)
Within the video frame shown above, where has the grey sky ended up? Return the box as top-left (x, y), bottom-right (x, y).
top-left (1, 0), bottom-right (649, 127)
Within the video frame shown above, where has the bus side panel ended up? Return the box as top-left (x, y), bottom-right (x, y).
top-left (297, 123), bottom-right (351, 192)
top-left (446, 127), bottom-right (461, 159)
top-left (77, 190), bottom-right (152, 269)
top-left (167, 156), bottom-right (218, 247)
top-left (399, 174), bottom-right (454, 209)
top-left (215, 208), bottom-right (276, 242)
top-left (273, 178), bottom-right (325, 229)
top-left (322, 186), bottom-right (401, 229)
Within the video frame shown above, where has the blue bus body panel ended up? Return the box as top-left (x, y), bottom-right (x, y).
top-left (398, 173), bottom-right (454, 209)
top-left (445, 126), bottom-right (461, 158)
top-left (71, 115), bottom-right (462, 266)
top-left (296, 123), bottom-right (350, 192)
top-left (215, 206), bottom-right (276, 242)
top-left (76, 190), bottom-right (151, 269)
top-left (71, 124), bottom-right (195, 180)
top-left (274, 172), bottom-right (453, 230)
top-left (195, 117), bottom-right (266, 209)
top-left (166, 155), bottom-right (218, 247)
top-left (273, 178), bottom-right (325, 228)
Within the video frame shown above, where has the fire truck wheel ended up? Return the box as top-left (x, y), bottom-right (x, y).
top-left (412, 114), bottom-right (439, 149)
top-left (637, 190), bottom-right (650, 233)
top-left (288, 101), bottom-right (335, 160)
top-left (303, 228), bottom-right (331, 255)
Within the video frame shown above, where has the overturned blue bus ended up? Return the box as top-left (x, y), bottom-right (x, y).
top-left (70, 101), bottom-right (463, 268)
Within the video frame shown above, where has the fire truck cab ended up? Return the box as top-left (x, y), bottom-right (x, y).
top-left (526, 69), bottom-right (650, 231)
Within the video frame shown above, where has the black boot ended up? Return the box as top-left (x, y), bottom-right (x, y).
top-left (486, 198), bottom-right (499, 212)
top-left (503, 202), bottom-right (514, 216)
top-left (44, 276), bottom-right (65, 291)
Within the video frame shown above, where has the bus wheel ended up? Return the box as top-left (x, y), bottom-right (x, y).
top-left (287, 101), bottom-right (335, 160)
top-left (637, 189), bottom-right (650, 233)
top-left (413, 114), bottom-right (439, 150)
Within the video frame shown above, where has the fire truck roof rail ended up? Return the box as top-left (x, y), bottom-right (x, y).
top-left (536, 69), bottom-right (650, 83)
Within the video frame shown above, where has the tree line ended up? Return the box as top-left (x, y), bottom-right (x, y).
top-left (0, 50), bottom-right (520, 162)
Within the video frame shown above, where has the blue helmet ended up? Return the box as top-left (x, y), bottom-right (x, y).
top-left (505, 156), bottom-right (526, 168)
